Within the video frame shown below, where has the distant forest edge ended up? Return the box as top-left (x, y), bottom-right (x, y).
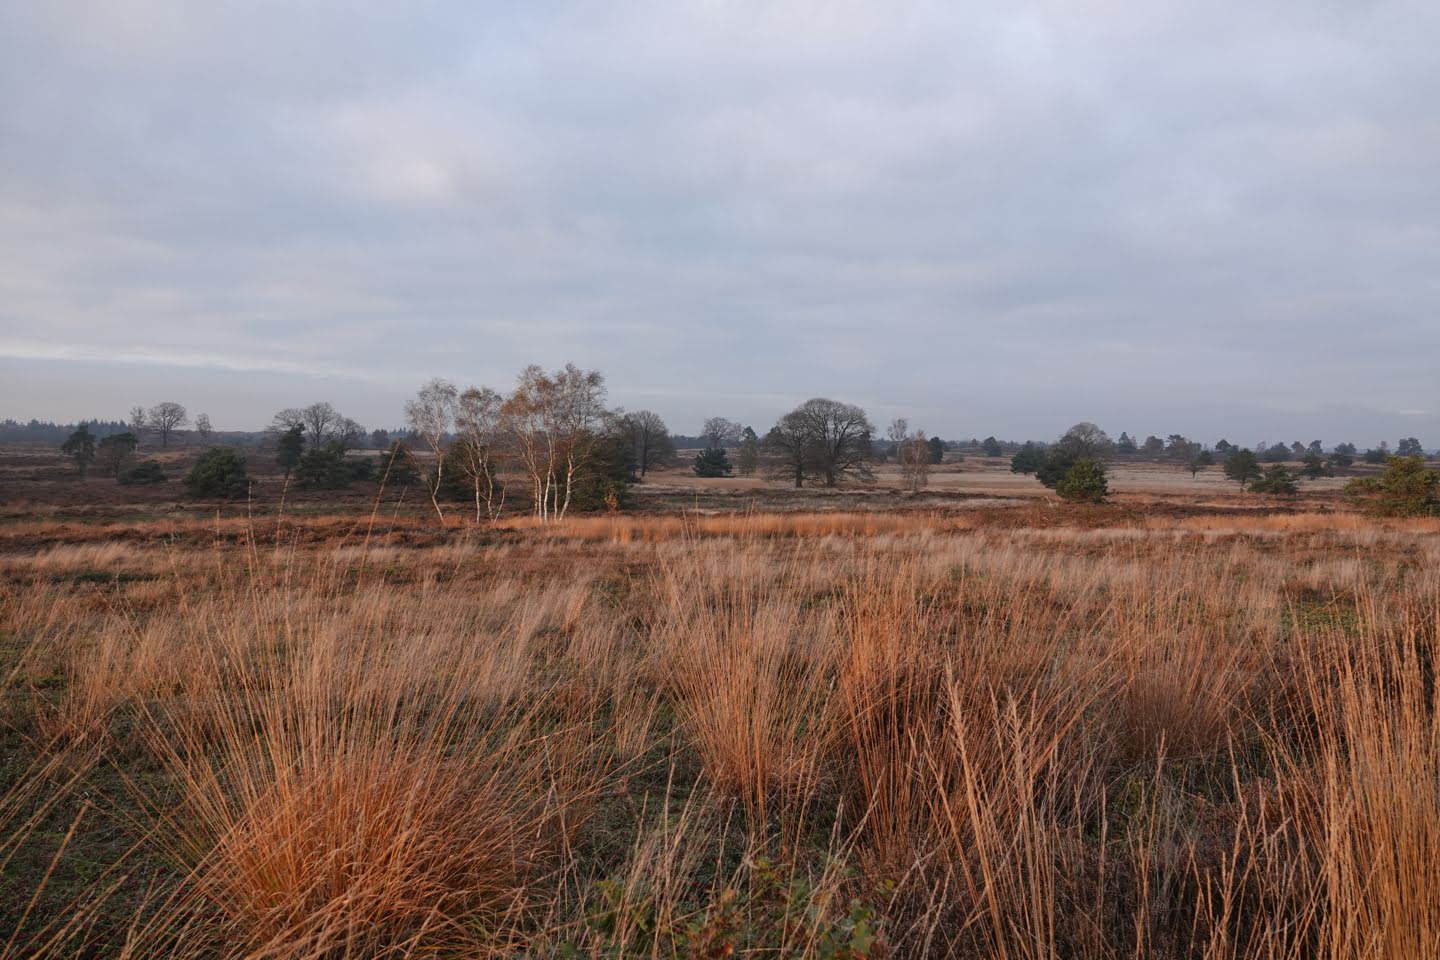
top-left (16, 363), bottom-right (1440, 518)
top-left (2, 416), bottom-right (1431, 460)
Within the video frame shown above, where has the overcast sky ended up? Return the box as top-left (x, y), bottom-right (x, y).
top-left (2, 1), bottom-right (1437, 444)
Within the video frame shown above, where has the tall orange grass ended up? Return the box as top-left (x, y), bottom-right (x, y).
top-left (3, 511), bottom-right (1440, 957)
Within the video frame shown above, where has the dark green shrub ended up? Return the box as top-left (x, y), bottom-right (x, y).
top-left (1011, 444), bottom-right (1082, 490)
top-left (1009, 442), bottom-right (1046, 475)
top-left (1034, 449), bottom-right (1078, 489)
top-left (1300, 452), bottom-right (1330, 479)
top-left (184, 448), bottom-right (250, 499)
top-left (117, 459), bottom-right (166, 485)
top-left (61, 425), bottom-right (96, 477)
top-left (1251, 465), bottom-right (1298, 495)
top-left (1056, 457), bottom-right (1108, 502)
top-left (1223, 449), bottom-right (1262, 490)
top-left (378, 442), bottom-right (420, 486)
top-left (693, 447), bottom-right (733, 478)
top-left (433, 442), bottom-right (480, 501)
top-left (347, 456), bottom-right (374, 482)
top-left (293, 443), bottom-right (368, 489)
top-left (1345, 455), bottom-right (1439, 516)
top-left (569, 435), bottom-right (635, 512)
top-left (276, 424), bottom-right (305, 478)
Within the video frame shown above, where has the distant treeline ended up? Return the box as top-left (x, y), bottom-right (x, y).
top-left (0, 419), bottom-right (130, 443)
top-left (30, 373), bottom-right (1440, 521)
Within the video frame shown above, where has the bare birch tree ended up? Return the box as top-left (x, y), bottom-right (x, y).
top-left (128, 406), bottom-right (148, 442)
top-left (551, 365), bottom-right (609, 519)
top-left (501, 367), bottom-right (549, 520)
top-left (405, 379), bottom-right (458, 522)
top-left (899, 428), bottom-right (931, 492)
top-left (500, 364), bottom-right (608, 521)
top-left (886, 418), bottom-right (909, 460)
top-left (455, 385), bottom-right (505, 522)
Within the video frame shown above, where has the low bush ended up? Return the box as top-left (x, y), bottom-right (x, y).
top-left (1055, 457), bottom-right (1108, 502)
top-left (693, 447), bottom-right (733, 478)
top-left (294, 443), bottom-right (371, 490)
top-left (1251, 465), bottom-right (1299, 495)
top-left (1345, 454), bottom-right (1439, 516)
top-left (117, 459), bottom-right (166, 485)
top-left (184, 447), bottom-right (250, 499)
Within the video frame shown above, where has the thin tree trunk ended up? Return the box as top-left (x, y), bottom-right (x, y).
top-left (428, 452), bottom-right (446, 523)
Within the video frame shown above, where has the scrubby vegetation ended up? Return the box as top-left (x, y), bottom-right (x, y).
top-left (116, 459), bottom-right (165, 485)
top-left (1250, 464), bottom-right (1299, 495)
top-left (1346, 454), bottom-right (1440, 516)
top-left (1054, 456), bottom-right (1107, 502)
top-left (183, 447), bottom-right (251, 499)
top-left (5, 504), bottom-right (1440, 957)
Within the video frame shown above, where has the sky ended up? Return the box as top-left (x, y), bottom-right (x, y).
top-left (1, 1), bottom-right (1437, 445)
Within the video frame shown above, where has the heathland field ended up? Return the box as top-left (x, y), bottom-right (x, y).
top-left (2, 451), bottom-right (1438, 957)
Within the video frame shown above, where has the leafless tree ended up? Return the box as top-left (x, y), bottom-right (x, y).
top-left (270, 408), bottom-right (305, 436)
top-left (405, 379), bottom-right (458, 522)
top-left (301, 402), bottom-right (343, 447)
top-left (898, 428), bottom-right (931, 492)
top-left (148, 402), bottom-right (188, 448)
top-left (500, 364), bottom-right (608, 521)
top-left (455, 385), bottom-right (505, 522)
top-left (788, 398), bottom-right (874, 487)
top-left (128, 406), bottom-right (148, 441)
top-left (270, 403), bottom-right (356, 449)
top-left (194, 413), bottom-right (213, 442)
top-left (763, 412), bottom-right (812, 488)
top-left (501, 370), bottom-right (550, 518)
top-left (702, 417), bottom-right (743, 450)
top-left (621, 410), bottom-right (674, 478)
top-left (538, 362), bottom-right (608, 519)
top-left (1058, 422), bottom-right (1114, 459)
top-left (886, 418), bottom-right (909, 458)
top-left (336, 417), bottom-right (366, 452)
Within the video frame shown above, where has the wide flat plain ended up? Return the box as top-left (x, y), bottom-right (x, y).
top-left (1, 443), bottom-right (1432, 958)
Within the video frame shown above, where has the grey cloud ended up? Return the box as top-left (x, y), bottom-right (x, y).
top-left (1, 1), bottom-right (1437, 443)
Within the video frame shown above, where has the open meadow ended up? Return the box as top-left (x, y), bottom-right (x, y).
top-left (3, 448), bottom-right (1438, 958)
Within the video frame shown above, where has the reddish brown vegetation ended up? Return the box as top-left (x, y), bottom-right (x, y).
top-left (3, 502), bottom-right (1440, 957)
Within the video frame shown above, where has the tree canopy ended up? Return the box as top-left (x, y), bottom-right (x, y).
top-left (1224, 449), bottom-right (1262, 490)
top-left (763, 398), bottom-right (874, 488)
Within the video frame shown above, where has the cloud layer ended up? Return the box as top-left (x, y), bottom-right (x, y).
top-left (2, 1), bottom-right (1438, 442)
